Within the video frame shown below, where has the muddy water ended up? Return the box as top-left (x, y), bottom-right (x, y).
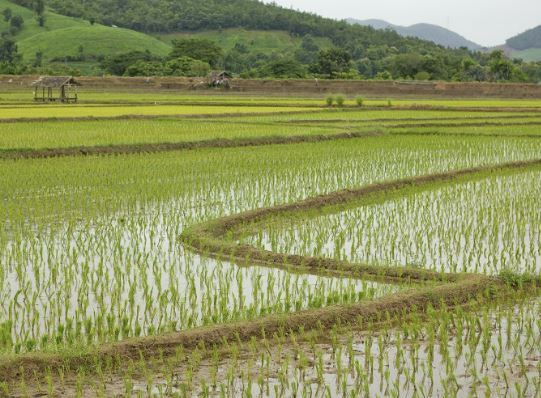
top-left (0, 201), bottom-right (399, 354)
top-left (14, 298), bottom-right (539, 398)
top-left (247, 170), bottom-right (541, 276)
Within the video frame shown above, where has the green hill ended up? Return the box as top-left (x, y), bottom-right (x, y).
top-left (0, 0), bottom-right (171, 66)
top-left (159, 29), bottom-right (332, 55)
top-left (18, 26), bottom-right (171, 61)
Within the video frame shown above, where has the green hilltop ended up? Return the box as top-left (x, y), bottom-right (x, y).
top-left (0, 0), bottom-right (170, 67)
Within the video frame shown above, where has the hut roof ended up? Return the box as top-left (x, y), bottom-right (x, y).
top-left (32, 76), bottom-right (80, 88)
top-left (209, 71), bottom-right (233, 79)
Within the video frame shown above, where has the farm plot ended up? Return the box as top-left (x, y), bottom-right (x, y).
top-left (0, 100), bottom-right (540, 396)
top-left (0, 104), bottom-right (314, 120)
top-left (3, 108), bottom-right (541, 160)
top-left (4, 136), bottom-right (535, 353)
top-left (241, 167), bottom-right (541, 275)
top-left (392, 124), bottom-right (541, 137)
top-left (0, 118), bottom-right (348, 152)
top-left (42, 295), bottom-right (539, 397)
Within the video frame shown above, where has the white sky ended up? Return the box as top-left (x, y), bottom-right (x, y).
top-left (262, 0), bottom-right (540, 47)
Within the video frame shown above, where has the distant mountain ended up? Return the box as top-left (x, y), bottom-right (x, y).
top-left (347, 18), bottom-right (482, 50)
top-left (506, 25), bottom-right (541, 51)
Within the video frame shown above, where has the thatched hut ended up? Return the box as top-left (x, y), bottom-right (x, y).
top-left (32, 76), bottom-right (80, 103)
top-left (208, 71), bottom-right (232, 88)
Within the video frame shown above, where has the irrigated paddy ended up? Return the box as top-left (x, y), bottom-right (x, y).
top-left (0, 94), bottom-right (539, 397)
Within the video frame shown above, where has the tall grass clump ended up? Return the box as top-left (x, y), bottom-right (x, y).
top-left (325, 96), bottom-right (334, 107)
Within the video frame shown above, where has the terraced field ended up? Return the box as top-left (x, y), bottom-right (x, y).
top-left (0, 93), bottom-right (540, 397)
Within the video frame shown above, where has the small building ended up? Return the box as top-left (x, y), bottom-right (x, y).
top-left (32, 76), bottom-right (80, 103)
top-left (208, 71), bottom-right (232, 88)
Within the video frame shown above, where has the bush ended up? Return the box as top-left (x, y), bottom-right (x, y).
top-left (325, 95), bottom-right (334, 106)
top-left (335, 94), bottom-right (345, 107)
top-left (414, 71), bottom-right (431, 81)
top-left (387, 99), bottom-right (392, 107)
top-left (355, 96), bottom-right (364, 107)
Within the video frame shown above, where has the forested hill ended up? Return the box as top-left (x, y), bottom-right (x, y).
top-left (507, 25), bottom-right (541, 51)
top-left (45, 0), bottom-right (450, 51)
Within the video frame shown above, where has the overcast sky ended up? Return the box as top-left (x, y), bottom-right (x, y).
top-left (262, 0), bottom-right (540, 47)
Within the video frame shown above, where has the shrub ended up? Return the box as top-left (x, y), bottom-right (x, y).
top-left (355, 96), bottom-right (364, 107)
top-left (335, 94), bottom-right (345, 107)
top-left (325, 95), bottom-right (334, 106)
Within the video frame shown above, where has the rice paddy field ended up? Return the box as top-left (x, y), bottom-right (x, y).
top-left (0, 90), bottom-right (540, 397)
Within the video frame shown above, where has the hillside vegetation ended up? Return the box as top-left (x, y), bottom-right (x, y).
top-left (507, 25), bottom-right (541, 51)
top-left (512, 48), bottom-right (541, 63)
top-left (158, 29), bottom-right (332, 54)
top-left (0, 0), bottom-right (170, 65)
top-left (18, 26), bottom-right (171, 61)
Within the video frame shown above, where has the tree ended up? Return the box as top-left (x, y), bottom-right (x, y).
top-left (34, 0), bottom-right (45, 26)
top-left (101, 50), bottom-right (159, 75)
top-left (313, 48), bottom-right (351, 79)
top-left (259, 58), bottom-right (306, 78)
top-left (9, 15), bottom-right (24, 33)
top-left (295, 34), bottom-right (319, 64)
top-left (33, 50), bottom-right (43, 67)
top-left (2, 8), bottom-right (12, 22)
top-left (0, 36), bottom-right (19, 63)
top-left (169, 38), bottom-right (223, 67)
top-left (124, 60), bottom-right (164, 76)
top-left (389, 53), bottom-right (423, 79)
top-left (488, 50), bottom-right (514, 81)
top-left (163, 56), bottom-right (210, 76)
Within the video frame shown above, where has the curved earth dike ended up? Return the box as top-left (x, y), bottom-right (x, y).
top-left (2, 159), bottom-right (541, 381)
